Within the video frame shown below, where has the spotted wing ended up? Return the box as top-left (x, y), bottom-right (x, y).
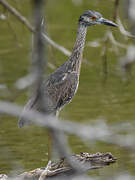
top-left (46, 71), bottom-right (79, 111)
top-left (18, 71), bottom-right (78, 127)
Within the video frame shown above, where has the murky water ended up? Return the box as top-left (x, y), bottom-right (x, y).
top-left (0, 0), bottom-right (135, 177)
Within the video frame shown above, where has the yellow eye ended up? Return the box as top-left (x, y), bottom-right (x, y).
top-left (90, 16), bottom-right (96, 21)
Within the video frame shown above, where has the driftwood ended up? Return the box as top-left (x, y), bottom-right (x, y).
top-left (0, 152), bottom-right (117, 180)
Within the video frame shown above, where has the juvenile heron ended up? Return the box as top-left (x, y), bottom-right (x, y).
top-left (19, 10), bottom-right (117, 126)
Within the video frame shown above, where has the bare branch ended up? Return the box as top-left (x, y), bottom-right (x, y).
top-left (117, 17), bottom-right (135, 38)
top-left (38, 161), bottom-right (52, 180)
top-left (113, 0), bottom-right (120, 22)
top-left (42, 33), bottom-right (71, 56)
top-left (0, 0), bottom-right (34, 32)
top-left (107, 30), bottom-right (127, 49)
top-left (32, 0), bottom-right (45, 98)
top-left (0, 101), bottom-right (109, 140)
top-left (0, 152), bottom-right (116, 180)
top-left (0, 100), bottom-right (135, 151)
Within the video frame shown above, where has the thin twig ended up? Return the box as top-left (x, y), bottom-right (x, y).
top-left (117, 17), bottom-right (135, 38)
top-left (0, 101), bottom-right (109, 141)
top-left (0, 0), bottom-right (34, 32)
top-left (6, 11), bottom-right (21, 46)
top-left (0, 100), bottom-right (135, 151)
top-left (39, 161), bottom-right (52, 180)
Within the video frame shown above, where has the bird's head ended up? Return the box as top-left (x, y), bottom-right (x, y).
top-left (79, 10), bottom-right (117, 27)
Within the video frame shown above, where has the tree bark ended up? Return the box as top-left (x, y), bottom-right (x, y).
top-left (0, 152), bottom-right (117, 180)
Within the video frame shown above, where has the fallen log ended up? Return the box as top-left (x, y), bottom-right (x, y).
top-left (0, 152), bottom-right (117, 180)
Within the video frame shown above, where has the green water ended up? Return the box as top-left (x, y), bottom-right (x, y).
top-left (0, 0), bottom-right (135, 177)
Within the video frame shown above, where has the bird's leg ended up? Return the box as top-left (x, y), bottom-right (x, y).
top-left (47, 130), bottom-right (52, 161)
top-left (47, 111), bottom-right (59, 161)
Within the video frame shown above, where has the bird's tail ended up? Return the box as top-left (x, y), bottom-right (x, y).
top-left (18, 97), bottom-right (36, 128)
top-left (18, 109), bottom-right (33, 128)
top-left (18, 106), bottom-right (32, 128)
top-left (18, 115), bottom-right (32, 128)
top-left (18, 116), bottom-right (26, 128)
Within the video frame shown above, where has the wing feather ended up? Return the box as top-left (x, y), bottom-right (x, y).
top-left (18, 71), bottom-right (78, 128)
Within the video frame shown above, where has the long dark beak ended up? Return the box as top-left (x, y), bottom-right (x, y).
top-left (99, 18), bottom-right (118, 27)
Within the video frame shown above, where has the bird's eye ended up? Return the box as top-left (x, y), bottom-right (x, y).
top-left (90, 16), bottom-right (96, 21)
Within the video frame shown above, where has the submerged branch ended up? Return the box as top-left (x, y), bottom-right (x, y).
top-left (0, 152), bottom-right (116, 180)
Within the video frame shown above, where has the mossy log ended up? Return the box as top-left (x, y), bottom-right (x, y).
top-left (0, 152), bottom-right (117, 180)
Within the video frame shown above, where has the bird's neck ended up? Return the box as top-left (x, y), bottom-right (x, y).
top-left (69, 23), bottom-right (87, 74)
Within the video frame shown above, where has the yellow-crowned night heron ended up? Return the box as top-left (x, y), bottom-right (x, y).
top-left (19, 10), bottom-right (117, 126)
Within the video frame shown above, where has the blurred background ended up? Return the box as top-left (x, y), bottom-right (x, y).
top-left (0, 0), bottom-right (135, 179)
